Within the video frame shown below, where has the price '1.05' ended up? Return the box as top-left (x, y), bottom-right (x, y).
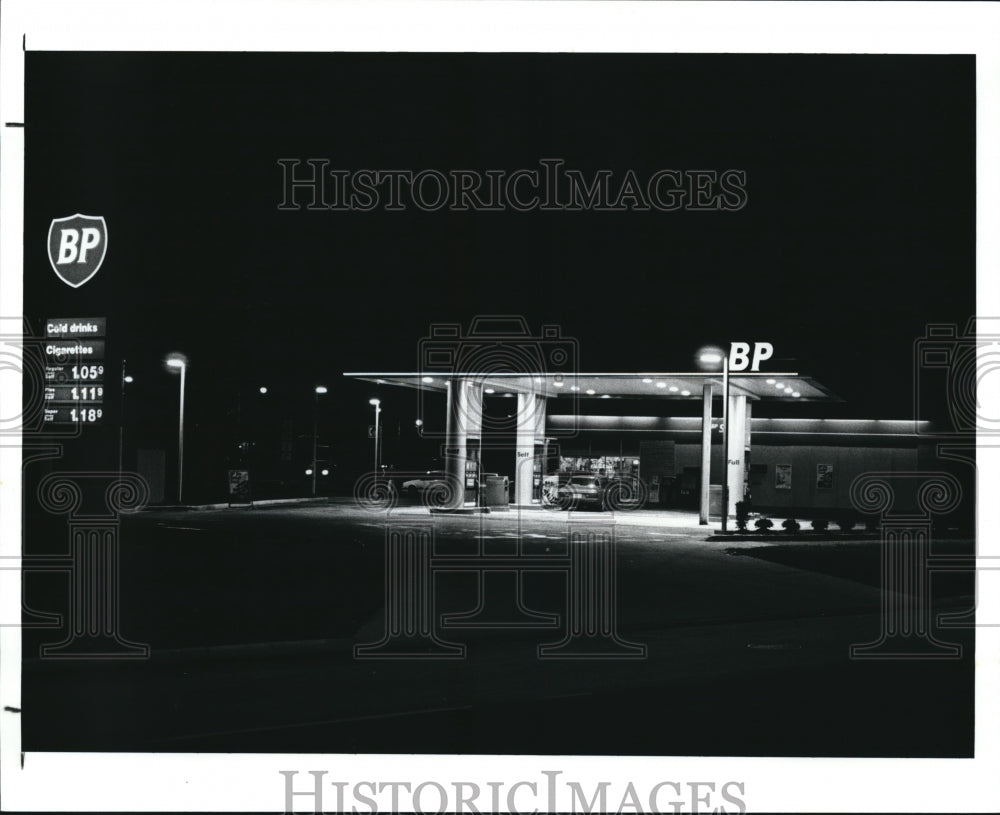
top-left (71, 364), bottom-right (104, 380)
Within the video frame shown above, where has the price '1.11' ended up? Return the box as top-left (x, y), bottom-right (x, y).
top-left (71, 386), bottom-right (103, 400)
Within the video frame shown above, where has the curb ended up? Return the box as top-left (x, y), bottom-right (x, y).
top-left (139, 497), bottom-right (336, 512)
top-left (713, 532), bottom-right (881, 542)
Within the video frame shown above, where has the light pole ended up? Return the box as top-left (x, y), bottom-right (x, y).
top-left (119, 362), bottom-right (134, 486)
top-left (369, 398), bottom-right (381, 474)
top-left (165, 353), bottom-right (188, 503)
top-left (312, 386), bottom-right (327, 496)
top-left (237, 385), bottom-right (270, 466)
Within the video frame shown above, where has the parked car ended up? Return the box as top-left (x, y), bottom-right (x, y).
top-left (401, 470), bottom-right (449, 499)
top-left (555, 474), bottom-right (610, 510)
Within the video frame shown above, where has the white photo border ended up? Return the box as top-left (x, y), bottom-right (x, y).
top-left (1, 1), bottom-right (998, 812)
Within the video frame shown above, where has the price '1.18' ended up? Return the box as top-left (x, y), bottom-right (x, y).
top-left (69, 407), bottom-right (103, 423)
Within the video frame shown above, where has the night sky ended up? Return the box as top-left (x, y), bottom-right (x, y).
top-left (25, 52), bottom-right (975, 472)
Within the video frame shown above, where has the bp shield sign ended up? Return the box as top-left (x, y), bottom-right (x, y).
top-left (47, 214), bottom-right (108, 288)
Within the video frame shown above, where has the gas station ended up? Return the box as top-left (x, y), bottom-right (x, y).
top-left (345, 348), bottom-right (854, 524)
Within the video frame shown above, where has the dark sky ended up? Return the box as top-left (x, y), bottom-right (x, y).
top-left (25, 52), bottom-right (975, 440)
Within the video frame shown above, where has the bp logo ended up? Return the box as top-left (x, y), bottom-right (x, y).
top-left (47, 214), bottom-right (108, 288)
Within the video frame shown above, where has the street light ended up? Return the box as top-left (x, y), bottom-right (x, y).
top-left (119, 362), bottom-right (133, 486)
top-left (165, 353), bottom-right (188, 503)
top-left (312, 385), bottom-right (327, 496)
top-left (369, 397), bottom-right (381, 474)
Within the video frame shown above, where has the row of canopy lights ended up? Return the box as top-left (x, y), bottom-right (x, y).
top-left (765, 378), bottom-right (801, 398)
top-left (640, 377), bottom-right (692, 396)
top-left (418, 374), bottom-right (695, 398)
top-left (418, 374), bottom-right (798, 398)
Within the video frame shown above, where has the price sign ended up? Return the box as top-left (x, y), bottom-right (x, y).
top-left (43, 406), bottom-right (104, 424)
top-left (44, 363), bottom-right (106, 383)
top-left (43, 317), bottom-right (107, 426)
top-left (45, 384), bottom-right (104, 403)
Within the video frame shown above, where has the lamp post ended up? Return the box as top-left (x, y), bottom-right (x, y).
top-left (165, 353), bottom-right (188, 503)
top-left (119, 362), bottom-right (133, 486)
top-left (369, 398), bottom-right (381, 474)
top-left (312, 386), bottom-right (327, 496)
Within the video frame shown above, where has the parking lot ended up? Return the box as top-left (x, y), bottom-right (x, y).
top-left (21, 499), bottom-right (975, 755)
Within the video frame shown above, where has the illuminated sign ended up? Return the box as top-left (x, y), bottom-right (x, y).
top-left (45, 317), bottom-right (106, 338)
top-left (728, 342), bottom-right (773, 372)
top-left (44, 340), bottom-right (105, 360)
top-left (47, 214), bottom-right (108, 288)
top-left (42, 316), bottom-right (107, 425)
top-left (43, 406), bottom-right (104, 424)
top-left (45, 385), bottom-right (104, 403)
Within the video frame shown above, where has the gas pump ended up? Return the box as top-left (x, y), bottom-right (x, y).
top-left (465, 442), bottom-right (480, 505)
top-left (532, 444), bottom-right (544, 502)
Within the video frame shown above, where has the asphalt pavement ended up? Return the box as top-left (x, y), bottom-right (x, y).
top-left (20, 500), bottom-right (975, 756)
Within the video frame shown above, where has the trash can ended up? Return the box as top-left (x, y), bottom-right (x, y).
top-left (477, 473), bottom-right (495, 506)
top-left (484, 474), bottom-right (509, 509)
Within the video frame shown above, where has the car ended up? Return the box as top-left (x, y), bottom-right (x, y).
top-left (401, 470), bottom-right (449, 499)
top-left (555, 474), bottom-right (610, 510)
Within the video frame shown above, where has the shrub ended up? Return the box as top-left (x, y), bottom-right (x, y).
top-left (836, 515), bottom-right (856, 532)
top-left (735, 500), bottom-right (751, 532)
top-left (781, 518), bottom-right (801, 532)
top-left (810, 518), bottom-right (829, 532)
top-left (754, 517), bottom-right (774, 531)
